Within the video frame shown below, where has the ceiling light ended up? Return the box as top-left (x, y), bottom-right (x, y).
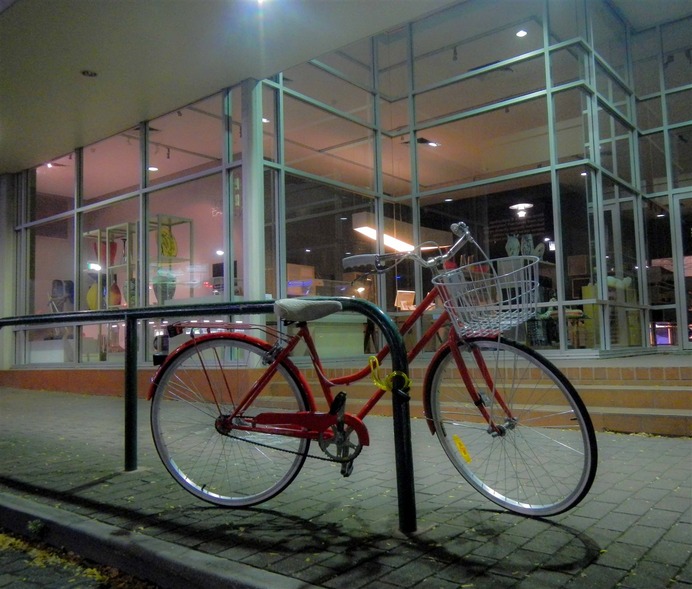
top-left (509, 203), bottom-right (533, 212)
top-left (216, 250), bottom-right (224, 256)
top-left (444, 198), bottom-right (453, 202)
top-left (516, 29), bottom-right (528, 37)
top-left (148, 166), bottom-right (159, 172)
top-left (262, 117), bottom-right (270, 124)
top-left (509, 203), bottom-right (533, 218)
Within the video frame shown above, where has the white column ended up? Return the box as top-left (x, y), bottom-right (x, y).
top-left (241, 78), bottom-right (266, 301)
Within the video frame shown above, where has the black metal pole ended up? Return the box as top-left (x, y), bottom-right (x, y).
top-left (339, 298), bottom-right (416, 534)
top-left (124, 316), bottom-right (138, 471)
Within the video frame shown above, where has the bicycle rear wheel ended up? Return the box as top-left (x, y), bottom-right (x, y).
top-left (426, 336), bottom-right (597, 516)
top-left (150, 334), bottom-right (310, 507)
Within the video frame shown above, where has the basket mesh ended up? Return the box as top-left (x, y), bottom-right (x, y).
top-left (432, 256), bottom-right (539, 336)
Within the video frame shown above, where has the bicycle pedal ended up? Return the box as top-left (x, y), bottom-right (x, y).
top-left (329, 391), bottom-right (347, 416)
top-left (340, 460), bottom-right (354, 477)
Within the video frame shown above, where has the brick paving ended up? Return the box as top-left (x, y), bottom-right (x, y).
top-left (0, 387), bottom-right (690, 588)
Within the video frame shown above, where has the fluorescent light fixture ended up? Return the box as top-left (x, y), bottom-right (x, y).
top-left (354, 226), bottom-right (414, 252)
top-left (216, 249), bottom-right (224, 256)
top-left (87, 262), bottom-right (101, 271)
top-left (352, 211), bottom-right (451, 253)
top-left (148, 166), bottom-right (159, 172)
top-left (516, 29), bottom-right (528, 37)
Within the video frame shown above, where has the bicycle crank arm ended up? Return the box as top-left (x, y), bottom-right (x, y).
top-left (254, 411), bottom-right (370, 446)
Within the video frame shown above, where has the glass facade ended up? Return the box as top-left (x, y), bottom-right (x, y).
top-left (7, 0), bottom-right (692, 366)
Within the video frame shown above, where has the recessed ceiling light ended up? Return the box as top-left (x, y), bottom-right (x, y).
top-left (148, 166), bottom-right (159, 172)
top-left (516, 29), bottom-right (528, 38)
top-left (444, 198), bottom-right (453, 202)
top-left (216, 250), bottom-right (225, 256)
top-left (262, 117), bottom-right (270, 124)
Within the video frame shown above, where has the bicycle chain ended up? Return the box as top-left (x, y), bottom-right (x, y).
top-left (222, 430), bottom-right (351, 464)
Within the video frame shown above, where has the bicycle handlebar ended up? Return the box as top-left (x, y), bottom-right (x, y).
top-left (342, 221), bottom-right (475, 273)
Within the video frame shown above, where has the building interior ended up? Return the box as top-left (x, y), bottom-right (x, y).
top-left (0, 0), bottom-right (690, 434)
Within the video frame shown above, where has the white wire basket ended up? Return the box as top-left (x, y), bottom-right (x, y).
top-left (432, 255), bottom-right (539, 337)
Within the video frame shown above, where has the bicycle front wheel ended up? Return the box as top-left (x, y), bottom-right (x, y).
top-left (426, 336), bottom-right (597, 516)
top-left (150, 334), bottom-right (310, 507)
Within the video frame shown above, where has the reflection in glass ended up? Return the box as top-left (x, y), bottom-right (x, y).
top-left (27, 218), bottom-right (75, 316)
top-left (416, 55), bottom-right (545, 125)
top-left (147, 94), bottom-right (223, 186)
top-left (83, 130), bottom-right (140, 203)
top-left (30, 153), bottom-right (75, 221)
top-left (670, 126), bottom-right (692, 189)
top-left (147, 174), bottom-right (223, 306)
top-left (412, 0), bottom-right (543, 89)
top-left (284, 174), bottom-right (375, 301)
top-left (284, 96), bottom-right (375, 190)
top-left (417, 97), bottom-right (548, 191)
top-left (554, 88), bottom-right (590, 164)
top-left (550, 44), bottom-right (588, 87)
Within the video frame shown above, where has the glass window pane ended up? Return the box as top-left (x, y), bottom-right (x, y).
top-left (550, 44), bottom-right (589, 87)
top-left (316, 37), bottom-right (373, 90)
top-left (596, 63), bottom-right (630, 120)
top-left (644, 197), bottom-right (675, 308)
top-left (554, 88), bottom-right (591, 163)
top-left (417, 97), bottom-right (548, 191)
top-left (548, 0), bottom-right (586, 44)
top-left (412, 0), bottom-right (543, 90)
top-left (377, 26), bottom-right (409, 99)
top-left (263, 84), bottom-right (277, 162)
top-left (639, 132), bottom-right (667, 194)
top-left (667, 89), bottom-right (692, 126)
top-left (670, 125), bottom-right (692, 189)
top-left (147, 94), bottom-right (223, 186)
top-left (381, 135), bottom-right (411, 197)
top-left (284, 95), bottom-right (375, 190)
top-left (632, 29), bottom-right (660, 96)
top-left (662, 17), bottom-right (692, 90)
top-left (282, 62), bottom-right (373, 124)
top-left (637, 97), bottom-right (663, 131)
top-left (29, 153), bottom-right (75, 221)
top-left (283, 176), bottom-right (377, 306)
top-left (83, 130), bottom-right (140, 203)
top-left (147, 174), bottom-right (224, 306)
top-left (591, 2), bottom-right (627, 82)
top-left (598, 108), bottom-right (632, 184)
top-left (416, 55), bottom-right (545, 124)
top-left (80, 199), bottom-right (139, 312)
top-left (380, 96), bottom-right (408, 133)
top-left (419, 173), bottom-right (558, 348)
top-left (27, 218), bottom-right (75, 315)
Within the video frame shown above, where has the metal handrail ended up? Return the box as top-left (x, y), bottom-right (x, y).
top-left (0, 298), bottom-right (417, 533)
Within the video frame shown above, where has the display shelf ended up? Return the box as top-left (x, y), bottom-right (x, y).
top-left (83, 222), bottom-right (139, 310)
top-left (149, 214), bottom-right (193, 305)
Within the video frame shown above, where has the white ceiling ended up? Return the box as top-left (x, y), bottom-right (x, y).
top-left (0, 0), bottom-right (455, 174)
top-left (1, 0), bottom-right (690, 175)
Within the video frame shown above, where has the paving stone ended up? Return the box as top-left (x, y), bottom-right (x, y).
top-left (0, 388), bottom-right (690, 589)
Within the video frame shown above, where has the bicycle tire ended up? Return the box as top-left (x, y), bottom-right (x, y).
top-left (150, 333), bottom-right (310, 507)
top-left (425, 336), bottom-right (597, 517)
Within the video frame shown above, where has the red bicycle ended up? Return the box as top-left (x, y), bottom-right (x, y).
top-left (149, 222), bottom-right (597, 517)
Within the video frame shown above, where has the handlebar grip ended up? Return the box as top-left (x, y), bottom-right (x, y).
top-left (343, 254), bottom-right (379, 270)
top-left (450, 221), bottom-right (470, 237)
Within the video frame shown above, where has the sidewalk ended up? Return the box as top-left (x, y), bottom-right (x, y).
top-left (0, 387), bottom-right (690, 589)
